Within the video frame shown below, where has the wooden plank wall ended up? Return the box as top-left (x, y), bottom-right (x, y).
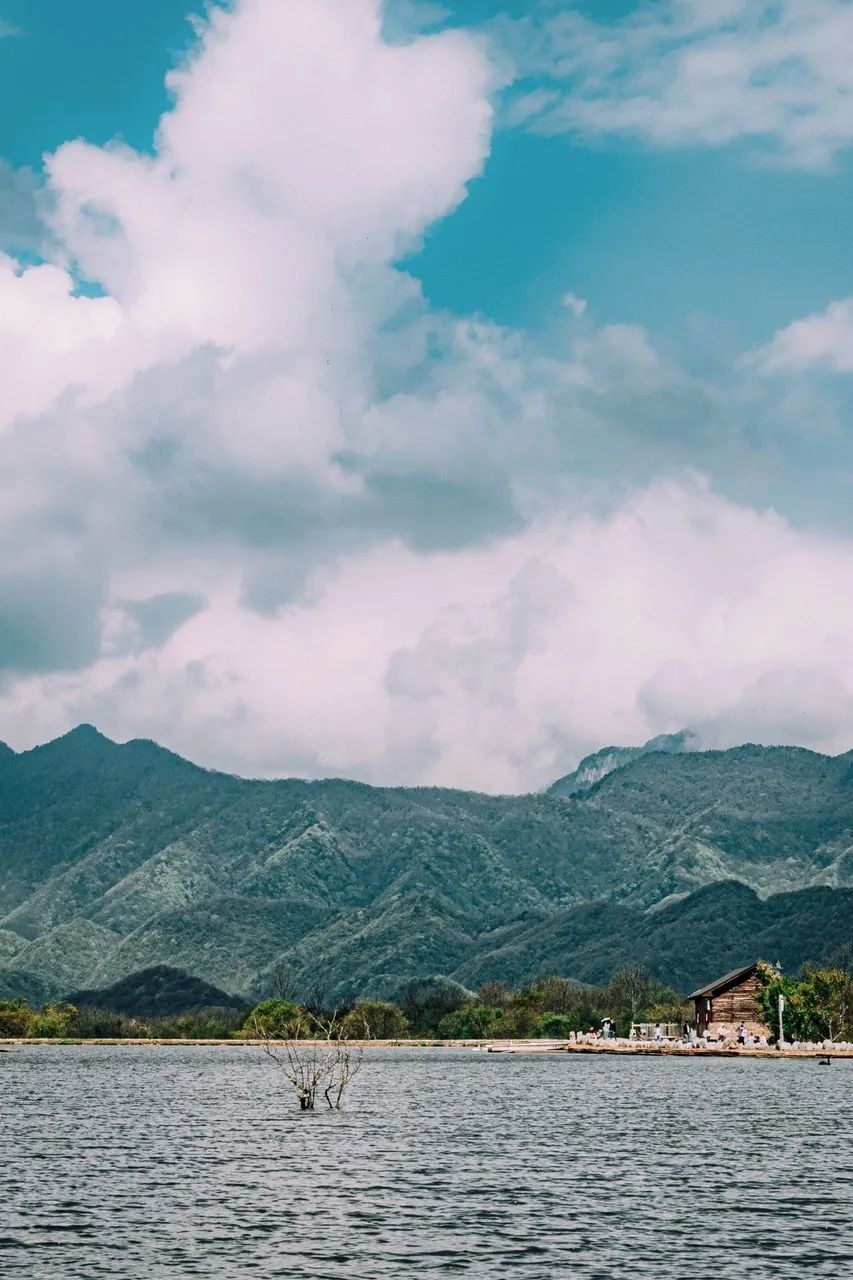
top-left (710, 974), bottom-right (770, 1037)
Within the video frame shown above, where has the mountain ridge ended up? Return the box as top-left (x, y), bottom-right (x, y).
top-left (548, 729), bottom-right (700, 797)
top-left (1, 727), bottom-right (850, 1002)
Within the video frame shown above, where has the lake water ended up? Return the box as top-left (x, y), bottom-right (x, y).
top-left (3, 1045), bottom-right (852, 1278)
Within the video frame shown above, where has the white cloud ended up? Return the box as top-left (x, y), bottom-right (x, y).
top-left (750, 297), bottom-right (853, 372)
top-left (4, 476), bottom-right (852, 791)
top-left (0, 254), bottom-right (128, 428)
top-left (504, 0), bottom-right (853, 168)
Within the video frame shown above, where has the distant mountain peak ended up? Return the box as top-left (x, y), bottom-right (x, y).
top-left (55, 723), bottom-right (114, 747)
top-left (23, 726), bottom-right (199, 771)
top-left (15, 724), bottom-right (118, 763)
top-left (548, 729), bottom-right (699, 797)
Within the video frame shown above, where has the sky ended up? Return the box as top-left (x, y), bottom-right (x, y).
top-left (1, 0), bottom-right (852, 791)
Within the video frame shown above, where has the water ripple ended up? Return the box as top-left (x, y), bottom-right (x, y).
top-left (1, 1046), bottom-right (851, 1277)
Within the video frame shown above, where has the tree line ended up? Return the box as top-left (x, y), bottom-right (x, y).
top-left (2, 958), bottom-right (850, 1042)
top-left (0, 965), bottom-right (686, 1040)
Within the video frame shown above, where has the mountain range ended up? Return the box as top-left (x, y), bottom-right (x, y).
top-left (0, 725), bottom-right (851, 1004)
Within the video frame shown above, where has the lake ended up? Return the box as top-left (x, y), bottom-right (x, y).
top-left (3, 1045), bottom-right (852, 1278)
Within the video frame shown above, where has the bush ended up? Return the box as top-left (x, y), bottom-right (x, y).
top-left (69, 1006), bottom-right (126, 1038)
top-left (536, 1013), bottom-right (576, 1038)
top-left (494, 1005), bottom-right (540, 1038)
top-left (181, 1007), bottom-right (243, 1038)
top-left (141, 1007), bottom-right (245, 1039)
top-left (28, 1003), bottom-right (77, 1038)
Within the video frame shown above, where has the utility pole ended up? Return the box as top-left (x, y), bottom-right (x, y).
top-left (777, 992), bottom-right (785, 1050)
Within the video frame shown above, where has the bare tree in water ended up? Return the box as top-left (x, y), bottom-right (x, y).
top-left (252, 1009), bottom-right (364, 1111)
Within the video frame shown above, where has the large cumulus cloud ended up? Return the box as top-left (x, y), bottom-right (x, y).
top-left (0, 0), bottom-right (851, 788)
top-left (0, 0), bottom-right (496, 658)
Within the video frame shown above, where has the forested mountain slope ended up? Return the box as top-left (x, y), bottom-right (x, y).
top-left (548, 729), bottom-right (698, 796)
top-left (0, 727), bottom-right (850, 1002)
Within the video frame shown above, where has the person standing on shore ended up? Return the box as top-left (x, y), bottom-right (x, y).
top-left (654, 1022), bottom-right (662, 1042)
top-left (737, 1022), bottom-right (747, 1046)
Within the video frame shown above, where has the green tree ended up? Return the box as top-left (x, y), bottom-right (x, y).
top-left (0, 999), bottom-right (32, 1038)
top-left (803, 966), bottom-right (853, 1041)
top-left (437, 1003), bottom-right (505, 1039)
top-left (756, 961), bottom-right (853, 1042)
top-left (28, 1004), bottom-right (77, 1038)
top-left (477, 981), bottom-right (511, 1007)
top-left (241, 999), bottom-right (303, 1039)
top-left (535, 976), bottom-right (588, 1015)
top-left (399, 977), bottom-right (469, 1036)
top-left (536, 1013), bottom-right (575, 1038)
top-left (340, 999), bottom-right (409, 1040)
top-left (496, 1004), bottom-right (540, 1038)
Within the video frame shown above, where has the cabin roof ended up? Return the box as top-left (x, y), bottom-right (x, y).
top-left (688, 962), bottom-right (758, 1000)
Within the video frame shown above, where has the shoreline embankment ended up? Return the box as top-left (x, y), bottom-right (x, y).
top-left (2, 1037), bottom-right (852, 1058)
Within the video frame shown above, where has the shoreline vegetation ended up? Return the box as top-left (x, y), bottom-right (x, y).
top-left (2, 959), bottom-right (851, 1051)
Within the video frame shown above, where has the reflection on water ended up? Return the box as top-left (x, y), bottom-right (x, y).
top-left (2, 1045), bottom-right (852, 1278)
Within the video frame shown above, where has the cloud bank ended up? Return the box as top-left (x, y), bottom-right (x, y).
top-left (0, 0), bottom-right (852, 790)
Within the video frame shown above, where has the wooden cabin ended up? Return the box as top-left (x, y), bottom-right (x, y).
top-left (689, 962), bottom-right (770, 1039)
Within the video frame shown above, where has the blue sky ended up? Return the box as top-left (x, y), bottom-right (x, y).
top-left (0, 0), bottom-right (852, 787)
top-left (4, 0), bottom-right (853, 347)
top-left (0, 0), bottom-right (186, 160)
top-left (412, 133), bottom-right (853, 346)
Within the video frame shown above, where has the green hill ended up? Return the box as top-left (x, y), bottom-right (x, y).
top-left (0, 728), bottom-right (850, 1001)
top-left (453, 881), bottom-right (853, 993)
top-left (66, 965), bottom-right (246, 1017)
